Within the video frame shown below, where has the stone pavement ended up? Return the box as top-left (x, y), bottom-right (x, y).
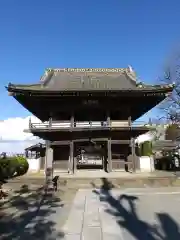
top-left (62, 187), bottom-right (180, 240)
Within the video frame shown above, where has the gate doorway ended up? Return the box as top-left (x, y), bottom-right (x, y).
top-left (111, 143), bottom-right (133, 172)
top-left (74, 140), bottom-right (106, 171)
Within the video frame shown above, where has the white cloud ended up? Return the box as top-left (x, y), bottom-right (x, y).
top-left (0, 116), bottom-right (42, 153)
top-left (1, 116), bottom-right (166, 153)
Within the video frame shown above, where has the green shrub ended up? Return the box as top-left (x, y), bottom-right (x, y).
top-left (139, 143), bottom-right (143, 156)
top-left (0, 156), bottom-right (29, 181)
top-left (0, 157), bottom-right (17, 180)
top-left (9, 157), bottom-right (19, 177)
top-left (140, 141), bottom-right (153, 156)
top-left (15, 156), bottom-right (29, 176)
top-left (0, 159), bottom-right (9, 180)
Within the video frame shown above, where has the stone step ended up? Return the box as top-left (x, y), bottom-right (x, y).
top-left (57, 176), bottom-right (180, 190)
top-left (5, 175), bottom-right (180, 189)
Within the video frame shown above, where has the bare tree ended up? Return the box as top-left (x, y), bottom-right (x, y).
top-left (165, 123), bottom-right (179, 141)
top-left (159, 53), bottom-right (180, 122)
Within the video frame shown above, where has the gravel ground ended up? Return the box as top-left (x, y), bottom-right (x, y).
top-left (0, 182), bottom-right (77, 240)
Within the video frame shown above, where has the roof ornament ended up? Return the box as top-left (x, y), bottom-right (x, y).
top-left (40, 68), bottom-right (54, 86)
top-left (126, 65), bottom-right (136, 82)
top-left (137, 82), bottom-right (143, 88)
top-left (128, 65), bottom-right (134, 73)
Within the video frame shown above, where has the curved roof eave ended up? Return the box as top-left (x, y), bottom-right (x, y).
top-left (6, 85), bottom-right (174, 95)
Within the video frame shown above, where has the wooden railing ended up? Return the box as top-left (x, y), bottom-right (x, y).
top-left (29, 118), bottom-right (151, 130)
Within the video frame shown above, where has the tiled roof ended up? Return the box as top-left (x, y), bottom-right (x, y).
top-left (6, 67), bottom-right (175, 92)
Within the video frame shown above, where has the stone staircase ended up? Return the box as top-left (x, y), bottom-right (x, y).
top-left (6, 171), bottom-right (180, 190)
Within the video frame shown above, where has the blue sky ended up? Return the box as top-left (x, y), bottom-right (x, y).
top-left (0, 0), bottom-right (180, 120)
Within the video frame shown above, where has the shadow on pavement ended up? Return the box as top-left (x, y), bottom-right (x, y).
top-left (92, 177), bottom-right (180, 240)
top-left (0, 184), bottom-right (64, 240)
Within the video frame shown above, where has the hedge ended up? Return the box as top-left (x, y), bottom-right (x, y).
top-left (0, 156), bottom-right (29, 181)
top-left (139, 141), bottom-right (153, 157)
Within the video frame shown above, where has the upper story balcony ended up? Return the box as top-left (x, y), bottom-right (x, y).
top-left (29, 118), bottom-right (152, 132)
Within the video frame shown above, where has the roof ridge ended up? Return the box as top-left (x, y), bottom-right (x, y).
top-left (40, 67), bottom-right (130, 76)
top-left (40, 67), bottom-right (134, 84)
top-left (46, 67), bottom-right (128, 72)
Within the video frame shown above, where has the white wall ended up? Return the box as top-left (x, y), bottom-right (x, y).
top-left (27, 158), bottom-right (41, 173)
top-left (139, 156), bottom-right (155, 172)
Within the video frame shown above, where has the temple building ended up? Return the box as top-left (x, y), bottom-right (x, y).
top-left (6, 67), bottom-right (173, 176)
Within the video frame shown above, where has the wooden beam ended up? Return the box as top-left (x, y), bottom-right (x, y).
top-left (111, 140), bottom-right (130, 144)
top-left (51, 139), bottom-right (131, 146)
top-left (51, 140), bottom-right (70, 146)
top-left (73, 138), bottom-right (108, 143)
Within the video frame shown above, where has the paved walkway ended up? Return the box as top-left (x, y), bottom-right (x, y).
top-left (63, 187), bottom-right (180, 240)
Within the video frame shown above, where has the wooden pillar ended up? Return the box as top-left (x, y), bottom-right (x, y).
top-left (107, 138), bottom-right (112, 172)
top-left (107, 111), bottom-right (110, 127)
top-left (45, 140), bottom-right (53, 183)
top-left (71, 113), bottom-right (74, 129)
top-left (69, 141), bottom-right (74, 174)
top-left (128, 116), bottom-right (132, 127)
top-left (29, 117), bottom-right (32, 128)
top-left (49, 117), bottom-right (52, 127)
top-left (131, 137), bottom-right (136, 172)
top-left (107, 110), bottom-right (111, 172)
